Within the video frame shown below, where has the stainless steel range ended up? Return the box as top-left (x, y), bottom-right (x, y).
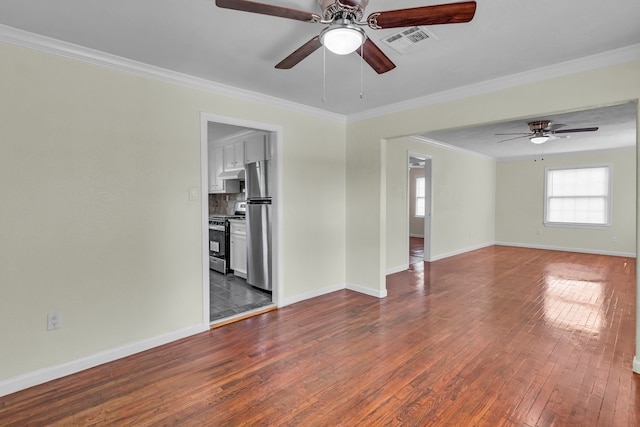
top-left (209, 202), bottom-right (246, 274)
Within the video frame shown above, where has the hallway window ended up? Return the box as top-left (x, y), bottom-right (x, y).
top-left (415, 176), bottom-right (425, 217)
top-left (545, 165), bottom-right (611, 226)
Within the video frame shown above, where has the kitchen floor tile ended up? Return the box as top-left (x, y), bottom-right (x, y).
top-left (210, 270), bottom-right (272, 322)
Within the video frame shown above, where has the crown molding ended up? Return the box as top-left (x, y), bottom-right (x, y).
top-left (348, 44), bottom-right (640, 123)
top-left (496, 144), bottom-right (637, 163)
top-left (409, 136), bottom-right (636, 163)
top-left (409, 135), bottom-right (496, 160)
top-left (0, 24), bottom-right (346, 123)
top-left (211, 129), bottom-right (257, 145)
top-left (1, 24), bottom-right (637, 126)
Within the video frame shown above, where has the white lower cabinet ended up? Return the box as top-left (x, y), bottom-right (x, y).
top-left (229, 220), bottom-right (247, 279)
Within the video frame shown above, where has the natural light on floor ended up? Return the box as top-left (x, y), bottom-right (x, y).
top-left (544, 269), bottom-right (605, 333)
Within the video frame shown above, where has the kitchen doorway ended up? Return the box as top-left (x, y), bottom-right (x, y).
top-left (200, 113), bottom-right (281, 326)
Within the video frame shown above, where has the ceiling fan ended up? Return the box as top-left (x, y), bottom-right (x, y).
top-left (496, 120), bottom-right (599, 144)
top-left (215, 0), bottom-right (477, 74)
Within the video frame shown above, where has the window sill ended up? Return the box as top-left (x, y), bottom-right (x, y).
top-left (544, 222), bottom-right (611, 229)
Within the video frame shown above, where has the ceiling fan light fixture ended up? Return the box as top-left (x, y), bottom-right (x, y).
top-left (530, 135), bottom-right (550, 144)
top-left (320, 25), bottom-right (365, 55)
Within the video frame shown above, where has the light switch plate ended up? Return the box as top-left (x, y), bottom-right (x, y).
top-left (189, 187), bottom-right (199, 201)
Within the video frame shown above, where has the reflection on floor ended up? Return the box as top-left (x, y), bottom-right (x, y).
top-left (210, 270), bottom-right (272, 322)
top-left (409, 237), bottom-right (424, 266)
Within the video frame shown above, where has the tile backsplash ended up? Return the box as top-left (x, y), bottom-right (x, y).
top-left (209, 184), bottom-right (245, 215)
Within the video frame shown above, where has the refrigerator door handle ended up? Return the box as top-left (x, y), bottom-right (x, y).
top-left (247, 199), bottom-right (271, 205)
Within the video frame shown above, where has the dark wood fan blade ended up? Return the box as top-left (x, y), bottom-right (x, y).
top-left (356, 38), bottom-right (396, 74)
top-left (275, 36), bottom-right (322, 69)
top-left (216, 0), bottom-right (318, 22)
top-left (553, 127), bottom-right (599, 134)
top-left (368, 1), bottom-right (476, 29)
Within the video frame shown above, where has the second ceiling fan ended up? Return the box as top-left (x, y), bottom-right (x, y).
top-left (496, 121), bottom-right (599, 144)
top-left (216, 0), bottom-right (477, 74)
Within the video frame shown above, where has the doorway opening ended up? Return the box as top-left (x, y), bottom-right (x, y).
top-left (200, 114), bottom-right (281, 326)
top-left (408, 153), bottom-right (432, 265)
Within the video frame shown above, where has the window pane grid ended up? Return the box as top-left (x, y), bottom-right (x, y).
top-left (545, 166), bottom-right (610, 226)
top-left (548, 167), bottom-right (608, 197)
top-left (416, 199), bottom-right (425, 217)
top-left (547, 196), bottom-right (607, 224)
top-left (415, 176), bottom-right (425, 217)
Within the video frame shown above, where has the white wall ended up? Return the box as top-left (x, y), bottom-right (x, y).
top-left (386, 138), bottom-right (496, 272)
top-left (496, 148), bottom-right (636, 255)
top-left (0, 40), bottom-right (346, 392)
top-left (2, 33), bottom-right (639, 394)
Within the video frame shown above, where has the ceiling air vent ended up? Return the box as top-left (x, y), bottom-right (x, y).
top-left (381, 26), bottom-right (438, 54)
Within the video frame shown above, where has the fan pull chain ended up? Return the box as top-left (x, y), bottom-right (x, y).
top-left (322, 45), bottom-right (327, 103)
top-left (534, 144), bottom-right (545, 162)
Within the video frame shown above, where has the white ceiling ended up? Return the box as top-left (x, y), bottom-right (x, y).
top-left (0, 0), bottom-right (638, 158)
top-left (0, 0), bottom-right (639, 117)
top-left (420, 102), bottom-right (637, 159)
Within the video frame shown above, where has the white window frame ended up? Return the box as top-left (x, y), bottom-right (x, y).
top-left (543, 164), bottom-right (612, 228)
top-left (415, 176), bottom-right (425, 218)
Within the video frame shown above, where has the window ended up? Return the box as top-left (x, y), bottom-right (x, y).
top-left (415, 176), bottom-right (425, 217)
top-left (545, 166), bottom-right (611, 226)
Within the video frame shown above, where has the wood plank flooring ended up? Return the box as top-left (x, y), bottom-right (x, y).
top-left (409, 236), bottom-right (425, 265)
top-left (2, 245), bottom-right (639, 425)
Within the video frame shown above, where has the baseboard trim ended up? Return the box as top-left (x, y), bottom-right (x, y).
top-left (409, 233), bottom-right (424, 238)
top-left (280, 280), bottom-right (388, 308)
top-left (280, 283), bottom-right (346, 307)
top-left (430, 242), bottom-right (495, 261)
top-left (346, 283), bottom-right (388, 299)
top-left (386, 264), bottom-right (409, 275)
top-left (495, 242), bottom-right (636, 258)
top-left (0, 323), bottom-right (208, 398)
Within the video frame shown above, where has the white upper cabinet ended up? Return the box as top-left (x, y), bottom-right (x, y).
top-left (210, 130), bottom-right (269, 194)
top-left (244, 132), bottom-right (270, 164)
top-left (208, 144), bottom-right (239, 194)
top-left (223, 140), bottom-right (245, 172)
top-left (208, 144), bottom-right (223, 193)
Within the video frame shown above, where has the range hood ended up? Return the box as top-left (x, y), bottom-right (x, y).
top-left (218, 169), bottom-right (245, 180)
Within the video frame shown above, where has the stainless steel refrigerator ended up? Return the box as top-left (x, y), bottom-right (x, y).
top-left (245, 160), bottom-right (272, 291)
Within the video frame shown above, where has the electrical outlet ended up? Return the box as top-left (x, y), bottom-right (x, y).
top-left (47, 313), bottom-right (61, 330)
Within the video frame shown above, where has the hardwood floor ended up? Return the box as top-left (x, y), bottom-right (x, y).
top-left (2, 246), bottom-right (639, 425)
top-left (409, 237), bottom-right (424, 265)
